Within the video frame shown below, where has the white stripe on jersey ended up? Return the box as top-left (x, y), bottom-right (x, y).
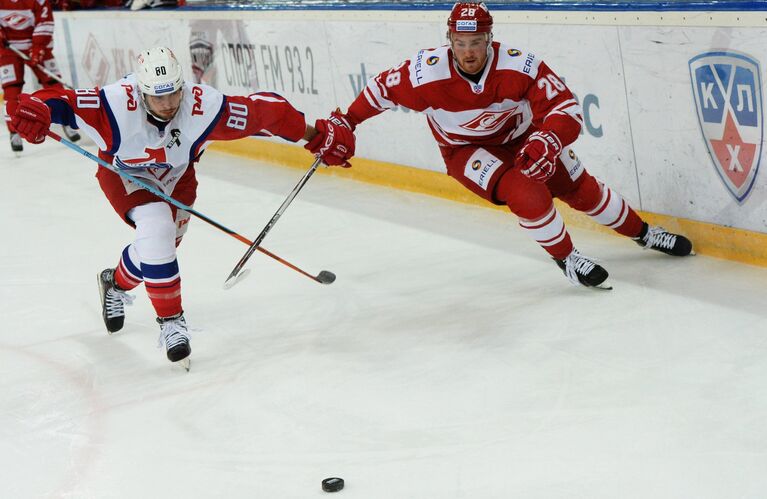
top-left (427, 115), bottom-right (470, 146)
top-left (364, 79), bottom-right (395, 111)
top-left (249, 94), bottom-right (285, 103)
top-left (547, 98), bottom-right (583, 126)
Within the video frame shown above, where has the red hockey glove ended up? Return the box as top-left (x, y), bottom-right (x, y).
top-left (0, 26), bottom-right (7, 47)
top-left (328, 108), bottom-right (355, 131)
top-left (11, 94), bottom-right (51, 144)
top-left (515, 130), bottom-right (562, 182)
top-left (304, 117), bottom-right (356, 168)
top-left (29, 45), bottom-right (48, 67)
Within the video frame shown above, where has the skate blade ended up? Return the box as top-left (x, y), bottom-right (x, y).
top-left (223, 268), bottom-right (250, 290)
top-left (591, 280), bottom-right (613, 291)
top-left (176, 357), bottom-right (191, 372)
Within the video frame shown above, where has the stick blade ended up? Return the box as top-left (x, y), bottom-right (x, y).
top-left (317, 271), bottom-right (336, 285)
top-left (223, 268), bottom-right (251, 290)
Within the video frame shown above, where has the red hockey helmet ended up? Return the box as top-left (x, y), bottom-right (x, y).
top-left (447, 2), bottom-right (493, 34)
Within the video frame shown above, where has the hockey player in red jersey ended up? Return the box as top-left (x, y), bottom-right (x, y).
top-left (0, 0), bottom-right (80, 153)
top-left (10, 47), bottom-right (355, 368)
top-left (333, 2), bottom-right (692, 288)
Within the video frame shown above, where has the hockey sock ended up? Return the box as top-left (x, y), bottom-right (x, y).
top-left (518, 204), bottom-right (574, 260)
top-left (114, 244), bottom-right (143, 291)
top-left (585, 183), bottom-right (643, 237)
top-left (495, 168), bottom-right (574, 260)
top-left (560, 174), bottom-right (643, 238)
top-left (2, 83), bottom-right (22, 133)
top-left (142, 259), bottom-right (182, 318)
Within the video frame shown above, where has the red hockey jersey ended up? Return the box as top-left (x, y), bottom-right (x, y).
top-left (0, 0), bottom-right (54, 52)
top-left (346, 42), bottom-right (583, 149)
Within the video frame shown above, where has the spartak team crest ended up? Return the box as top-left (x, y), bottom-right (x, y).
top-left (689, 51), bottom-right (763, 203)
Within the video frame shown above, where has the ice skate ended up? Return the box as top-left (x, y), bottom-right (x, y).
top-left (555, 249), bottom-right (611, 290)
top-left (10, 133), bottom-right (23, 156)
top-left (62, 125), bottom-right (81, 142)
top-left (157, 313), bottom-right (191, 371)
top-left (634, 223), bottom-right (693, 256)
top-left (97, 268), bottom-right (135, 333)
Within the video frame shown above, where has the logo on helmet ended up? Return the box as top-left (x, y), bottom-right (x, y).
top-left (154, 82), bottom-right (176, 94)
top-left (447, 2), bottom-right (493, 34)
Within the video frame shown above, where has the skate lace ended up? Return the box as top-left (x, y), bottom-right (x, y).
top-left (157, 316), bottom-right (191, 350)
top-left (104, 288), bottom-right (135, 319)
top-left (643, 226), bottom-right (676, 251)
top-left (564, 250), bottom-right (597, 286)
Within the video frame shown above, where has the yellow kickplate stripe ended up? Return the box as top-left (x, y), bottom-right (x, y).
top-left (226, 139), bottom-right (767, 267)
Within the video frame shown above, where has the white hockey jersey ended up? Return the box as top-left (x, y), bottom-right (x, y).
top-left (35, 74), bottom-right (307, 195)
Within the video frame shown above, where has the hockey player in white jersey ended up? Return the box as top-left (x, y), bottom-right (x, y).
top-left (11, 47), bottom-right (355, 369)
top-left (331, 2), bottom-right (692, 289)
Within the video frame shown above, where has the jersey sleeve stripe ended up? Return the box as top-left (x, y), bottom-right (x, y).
top-left (365, 83), bottom-right (395, 111)
top-left (362, 87), bottom-right (386, 112)
top-left (249, 93), bottom-right (287, 104)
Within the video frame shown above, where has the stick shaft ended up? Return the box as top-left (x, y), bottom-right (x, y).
top-left (46, 130), bottom-right (328, 283)
top-left (8, 45), bottom-right (73, 89)
top-left (225, 157), bottom-right (322, 284)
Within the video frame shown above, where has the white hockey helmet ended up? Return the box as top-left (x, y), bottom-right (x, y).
top-left (135, 47), bottom-right (184, 96)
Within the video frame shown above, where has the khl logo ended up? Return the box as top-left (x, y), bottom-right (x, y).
top-left (689, 51), bottom-right (763, 203)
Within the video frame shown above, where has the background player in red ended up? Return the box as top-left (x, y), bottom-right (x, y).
top-left (333, 2), bottom-right (692, 289)
top-left (10, 47), bottom-right (355, 369)
top-left (0, 0), bottom-right (80, 154)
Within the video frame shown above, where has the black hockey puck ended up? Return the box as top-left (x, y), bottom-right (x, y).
top-left (322, 477), bottom-right (344, 492)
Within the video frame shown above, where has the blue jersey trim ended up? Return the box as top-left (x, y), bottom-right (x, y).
top-left (120, 245), bottom-right (143, 279)
top-left (100, 89), bottom-right (122, 156)
top-left (45, 98), bottom-right (78, 128)
top-left (141, 260), bottom-right (179, 280)
top-left (189, 96), bottom-right (227, 164)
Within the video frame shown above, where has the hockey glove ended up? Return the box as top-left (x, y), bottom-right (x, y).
top-left (516, 130), bottom-right (562, 182)
top-left (328, 108), bottom-right (355, 131)
top-left (0, 26), bottom-right (7, 48)
top-left (12, 94), bottom-right (51, 144)
top-left (304, 117), bottom-right (356, 168)
top-left (29, 42), bottom-right (48, 67)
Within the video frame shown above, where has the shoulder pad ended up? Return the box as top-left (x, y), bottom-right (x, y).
top-left (495, 44), bottom-right (541, 79)
top-left (102, 74), bottom-right (137, 100)
top-left (408, 46), bottom-right (451, 88)
top-left (184, 82), bottom-right (223, 103)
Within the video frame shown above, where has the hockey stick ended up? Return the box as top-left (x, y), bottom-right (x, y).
top-left (7, 45), bottom-right (74, 89)
top-left (224, 156), bottom-right (323, 289)
top-left (46, 130), bottom-right (336, 286)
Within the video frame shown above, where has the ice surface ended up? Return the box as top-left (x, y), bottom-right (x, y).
top-left (1, 130), bottom-right (766, 499)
